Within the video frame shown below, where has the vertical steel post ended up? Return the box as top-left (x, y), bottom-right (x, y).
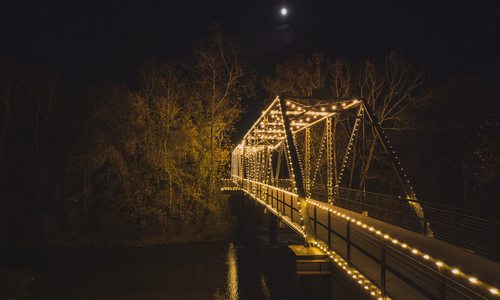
top-left (241, 141), bottom-right (245, 188)
top-left (305, 127), bottom-right (311, 197)
top-left (263, 115), bottom-right (270, 204)
top-left (326, 117), bottom-right (334, 203)
top-left (346, 220), bottom-right (351, 265)
top-left (313, 205), bottom-right (317, 236)
top-left (328, 210), bottom-right (332, 249)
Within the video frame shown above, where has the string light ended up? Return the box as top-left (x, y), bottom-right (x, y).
top-left (302, 196), bottom-right (500, 298)
top-left (228, 97), bottom-right (500, 299)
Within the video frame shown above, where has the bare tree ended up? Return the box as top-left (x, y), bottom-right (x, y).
top-left (192, 25), bottom-right (254, 196)
top-left (356, 51), bottom-right (426, 189)
top-left (262, 53), bottom-right (329, 99)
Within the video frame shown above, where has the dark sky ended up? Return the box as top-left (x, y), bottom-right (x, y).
top-left (1, 0), bottom-right (499, 101)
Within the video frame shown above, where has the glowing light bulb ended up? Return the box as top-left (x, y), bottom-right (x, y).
top-left (281, 7), bottom-right (287, 15)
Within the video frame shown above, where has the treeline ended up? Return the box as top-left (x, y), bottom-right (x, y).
top-left (0, 27), bottom-right (254, 247)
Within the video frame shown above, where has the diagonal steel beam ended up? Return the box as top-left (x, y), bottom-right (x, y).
top-left (279, 95), bottom-right (314, 244)
top-left (360, 101), bottom-right (433, 237)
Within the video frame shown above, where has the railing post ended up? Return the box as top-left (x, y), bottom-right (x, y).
top-left (328, 210), bottom-right (332, 249)
top-left (266, 186), bottom-right (269, 205)
top-left (314, 206), bottom-right (317, 236)
top-left (380, 237), bottom-right (387, 298)
top-left (377, 195), bottom-right (381, 219)
top-left (360, 193), bottom-right (364, 213)
top-left (453, 212), bottom-right (458, 243)
top-left (490, 218), bottom-right (497, 259)
top-left (423, 216), bottom-right (428, 236)
top-left (282, 191), bottom-right (285, 215)
top-left (398, 197), bottom-right (402, 225)
top-left (347, 220), bottom-right (351, 266)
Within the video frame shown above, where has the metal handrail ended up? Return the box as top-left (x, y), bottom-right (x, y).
top-left (310, 184), bottom-right (500, 262)
top-left (238, 180), bottom-right (493, 299)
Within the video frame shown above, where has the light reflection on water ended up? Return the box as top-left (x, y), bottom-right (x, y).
top-left (226, 243), bottom-right (239, 300)
top-left (259, 272), bottom-right (272, 300)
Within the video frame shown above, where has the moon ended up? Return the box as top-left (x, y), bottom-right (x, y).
top-left (281, 7), bottom-right (287, 16)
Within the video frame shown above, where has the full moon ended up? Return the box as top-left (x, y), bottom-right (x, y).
top-left (281, 7), bottom-right (287, 16)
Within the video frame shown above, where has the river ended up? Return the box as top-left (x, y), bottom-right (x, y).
top-left (4, 238), bottom-right (310, 300)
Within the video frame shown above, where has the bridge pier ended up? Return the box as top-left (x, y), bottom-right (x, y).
top-left (269, 213), bottom-right (278, 246)
top-left (289, 245), bottom-right (332, 300)
top-left (236, 193), bottom-right (246, 238)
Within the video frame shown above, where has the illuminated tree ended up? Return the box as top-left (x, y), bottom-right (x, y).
top-left (191, 25), bottom-right (254, 196)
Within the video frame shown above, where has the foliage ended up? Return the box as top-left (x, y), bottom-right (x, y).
top-left (190, 24), bottom-right (255, 196)
top-left (0, 27), bottom-right (253, 247)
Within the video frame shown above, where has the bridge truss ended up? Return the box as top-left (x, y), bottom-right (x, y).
top-left (231, 96), bottom-right (431, 238)
top-left (225, 96), bottom-right (500, 300)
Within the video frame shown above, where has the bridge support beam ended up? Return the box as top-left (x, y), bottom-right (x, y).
top-left (361, 101), bottom-right (433, 237)
top-left (279, 95), bottom-right (314, 245)
top-left (269, 213), bottom-right (278, 246)
top-left (305, 127), bottom-right (311, 196)
top-left (326, 116), bottom-right (334, 203)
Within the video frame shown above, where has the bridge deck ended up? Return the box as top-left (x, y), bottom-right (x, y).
top-left (320, 201), bottom-right (500, 287)
top-left (232, 179), bottom-right (500, 300)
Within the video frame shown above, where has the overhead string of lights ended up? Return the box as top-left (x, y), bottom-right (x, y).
top-left (336, 105), bottom-right (363, 188)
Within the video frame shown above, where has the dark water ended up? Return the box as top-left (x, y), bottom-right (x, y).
top-left (2, 235), bottom-right (358, 300)
top-left (7, 239), bottom-right (303, 300)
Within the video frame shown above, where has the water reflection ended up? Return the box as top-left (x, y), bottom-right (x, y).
top-left (226, 243), bottom-right (239, 300)
top-left (259, 272), bottom-right (271, 300)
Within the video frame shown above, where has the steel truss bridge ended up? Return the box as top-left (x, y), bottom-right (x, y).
top-left (223, 96), bottom-right (500, 299)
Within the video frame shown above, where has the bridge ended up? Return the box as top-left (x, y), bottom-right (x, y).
top-left (222, 96), bottom-right (500, 299)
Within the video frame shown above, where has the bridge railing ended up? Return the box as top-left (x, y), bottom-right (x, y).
top-left (310, 184), bottom-right (500, 263)
top-left (225, 177), bottom-right (500, 262)
top-left (237, 179), bottom-right (492, 299)
top-left (308, 200), bottom-right (489, 299)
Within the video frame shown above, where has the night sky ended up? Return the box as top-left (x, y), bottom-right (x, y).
top-left (1, 0), bottom-right (499, 125)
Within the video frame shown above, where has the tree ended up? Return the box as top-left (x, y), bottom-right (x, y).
top-left (0, 61), bottom-right (67, 245)
top-left (191, 25), bottom-right (254, 197)
top-left (472, 120), bottom-right (500, 210)
top-left (262, 53), bottom-right (329, 99)
top-left (355, 51), bottom-right (427, 189)
top-left (263, 51), bottom-right (427, 191)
